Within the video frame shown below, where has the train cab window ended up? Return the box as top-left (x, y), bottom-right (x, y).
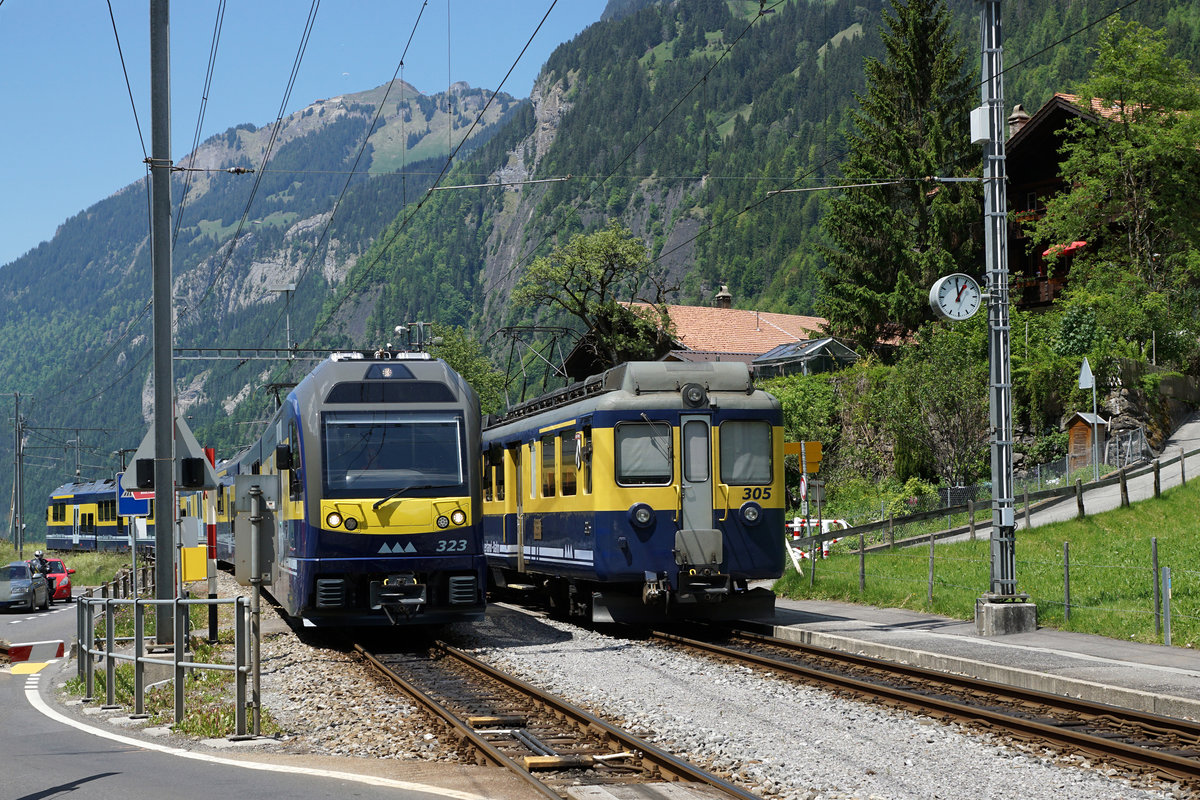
top-left (496, 449), bottom-right (506, 501)
top-left (322, 410), bottom-right (466, 498)
top-left (719, 420), bottom-right (772, 485)
top-left (540, 434), bottom-right (557, 497)
top-left (287, 421), bottom-right (302, 501)
top-left (560, 432), bottom-right (577, 496)
top-left (615, 421), bottom-right (672, 486)
top-left (483, 455), bottom-right (493, 502)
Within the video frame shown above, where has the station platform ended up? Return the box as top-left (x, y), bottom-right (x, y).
top-left (762, 597), bottom-right (1200, 720)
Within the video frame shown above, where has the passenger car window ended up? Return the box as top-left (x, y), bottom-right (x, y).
top-left (540, 434), bottom-right (557, 497)
top-left (560, 433), bottom-right (577, 496)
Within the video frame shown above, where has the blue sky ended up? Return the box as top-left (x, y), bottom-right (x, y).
top-left (0, 1), bottom-right (607, 267)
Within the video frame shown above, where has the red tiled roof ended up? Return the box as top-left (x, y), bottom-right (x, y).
top-left (635, 303), bottom-right (828, 356)
top-left (1056, 92), bottom-right (1146, 122)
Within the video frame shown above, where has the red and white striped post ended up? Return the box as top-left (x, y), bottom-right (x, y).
top-left (205, 446), bottom-right (218, 642)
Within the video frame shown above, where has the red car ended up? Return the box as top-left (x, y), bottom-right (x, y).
top-left (29, 557), bottom-right (74, 603)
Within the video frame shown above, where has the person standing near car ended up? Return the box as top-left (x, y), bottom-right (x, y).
top-left (30, 549), bottom-right (53, 593)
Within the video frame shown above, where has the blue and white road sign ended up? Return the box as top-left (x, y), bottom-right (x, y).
top-left (116, 471), bottom-right (151, 517)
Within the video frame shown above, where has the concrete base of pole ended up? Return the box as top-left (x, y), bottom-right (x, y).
top-left (975, 600), bottom-right (1036, 636)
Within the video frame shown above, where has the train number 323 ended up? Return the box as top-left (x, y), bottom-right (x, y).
top-left (741, 487), bottom-right (772, 500)
top-left (436, 539), bottom-right (469, 553)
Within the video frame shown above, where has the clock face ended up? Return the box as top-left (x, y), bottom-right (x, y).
top-left (930, 274), bottom-right (982, 321)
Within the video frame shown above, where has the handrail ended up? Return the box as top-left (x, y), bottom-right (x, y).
top-left (76, 594), bottom-right (253, 737)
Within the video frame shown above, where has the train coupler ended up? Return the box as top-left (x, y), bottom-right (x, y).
top-left (370, 574), bottom-right (426, 623)
top-left (641, 571), bottom-right (669, 605)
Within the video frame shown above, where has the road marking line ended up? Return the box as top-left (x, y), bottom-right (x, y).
top-left (25, 676), bottom-right (492, 799)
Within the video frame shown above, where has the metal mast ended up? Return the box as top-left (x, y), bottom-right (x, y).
top-left (980, 0), bottom-right (1017, 600)
top-left (150, 0), bottom-right (176, 642)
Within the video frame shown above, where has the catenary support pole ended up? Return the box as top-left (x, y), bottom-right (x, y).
top-left (980, 0), bottom-right (1017, 601)
top-left (150, 0), bottom-right (176, 643)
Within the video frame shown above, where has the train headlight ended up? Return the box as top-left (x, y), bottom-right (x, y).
top-left (739, 501), bottom-right (763, 526)
top-left (436, 515), bottom-right (450, 529)
top-left (450, 509), bottom-right (467, 526)
top-left (681, 382), bottom-right (708, 408)
top-left (326, 511), bottom-right (343, 528)
top-left (628, 503), bottom-right (655, 529)
top-left (343, 516), bottom-right (358, 531)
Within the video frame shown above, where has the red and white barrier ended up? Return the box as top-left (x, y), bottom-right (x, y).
top-left (5, 640), bottom-right (65, 662)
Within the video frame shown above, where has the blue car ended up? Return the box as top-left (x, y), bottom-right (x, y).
top-left (1, 561), bottom-right (50, 612)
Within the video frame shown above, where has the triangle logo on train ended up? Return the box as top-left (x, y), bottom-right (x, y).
top-left (378, 542), bottom-right (418, 554)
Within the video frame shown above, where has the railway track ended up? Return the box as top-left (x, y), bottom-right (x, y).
top-left (356, 640), bottom-right (762, 800)
top-left (650, 626), bottom-right (1200, 788)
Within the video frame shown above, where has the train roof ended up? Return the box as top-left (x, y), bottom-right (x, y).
top-left (486, 361), bottom-right (758, 428)
top-left (289, 351), bottom-right (477, 406)
top-left (49, 477), bottom-right (117, 498)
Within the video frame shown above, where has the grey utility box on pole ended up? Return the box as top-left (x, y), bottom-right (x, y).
top-left (233, 475), bottom-right (278, 587)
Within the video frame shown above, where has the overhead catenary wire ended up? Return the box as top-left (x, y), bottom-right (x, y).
top-left (183, 0), bottom-right (323, 323)
top-left (478, 0), bottom-right (788, 302)
top-left (189, 0), bottom-right (439, 365)
top-left (173, 0), bottom-right (229, 246)
top-left (305, 0), bottom-right (561, 345)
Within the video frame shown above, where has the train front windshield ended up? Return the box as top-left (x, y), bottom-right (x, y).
top-left (322, 411), bottom-right (465, 497)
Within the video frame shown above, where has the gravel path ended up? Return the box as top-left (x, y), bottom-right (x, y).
top-left (250, 589), bottom-right (1187, 800)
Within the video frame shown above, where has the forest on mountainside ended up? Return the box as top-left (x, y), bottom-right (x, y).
top-left (5, 0), bottom-right (1200, 538)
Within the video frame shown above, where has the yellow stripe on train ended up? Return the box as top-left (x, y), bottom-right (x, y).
top-left (319, 497), bottom-right (473, 535)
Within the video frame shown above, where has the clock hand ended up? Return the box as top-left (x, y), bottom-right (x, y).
top-left (955, 281), bottom-right (967, 302)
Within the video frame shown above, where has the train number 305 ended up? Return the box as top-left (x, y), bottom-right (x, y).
top-left (741, 487), bottom-right (772, 500)
top-left (436, 539), bottom-right (469, 552)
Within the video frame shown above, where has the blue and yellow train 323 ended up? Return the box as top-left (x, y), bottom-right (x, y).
top-left (210, 350), bottom-right (487, 627)
top-left (481, 361), bottom-right (785, 623)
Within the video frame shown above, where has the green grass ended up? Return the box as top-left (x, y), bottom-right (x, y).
top-left (777, 477), bottom-right (1200, 648)
top-left (63, 593), bottom-right (280, 738)
top-left (0, 544), bottom-right (136, 590)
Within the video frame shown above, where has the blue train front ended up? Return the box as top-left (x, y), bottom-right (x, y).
top-left (215, 351), bottom-right (487, 627)
top-left (482, 361), bottom-right (785, 623)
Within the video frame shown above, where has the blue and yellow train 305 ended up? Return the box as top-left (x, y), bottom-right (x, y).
top-left (481, 361), bottom-right (785, 623)
top-left (211, 351), bottom-right (487, 627)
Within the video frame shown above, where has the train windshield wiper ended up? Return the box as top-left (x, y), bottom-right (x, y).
top-left (372, 484), bottom-right (434, 511)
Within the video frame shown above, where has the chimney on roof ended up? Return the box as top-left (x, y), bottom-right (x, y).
top-left (1007, 103), bottom-right (1031, 138)
top-left (714, 284), bottom-right (732, 309)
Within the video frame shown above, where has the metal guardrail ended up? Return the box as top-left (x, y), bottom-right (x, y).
top-left (76, 594), bottom-right (256, 738)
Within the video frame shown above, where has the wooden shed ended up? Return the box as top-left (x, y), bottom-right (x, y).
top-left (1066, 412), bottom-right (1108, 473)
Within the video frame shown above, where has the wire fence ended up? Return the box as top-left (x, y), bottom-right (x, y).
top-left (810, 425), bottom-right (1155, 530)
top-left (789, 528), bottom-right (1199, 647)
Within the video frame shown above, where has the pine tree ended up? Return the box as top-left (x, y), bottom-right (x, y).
top-left (818, 0), bottom-right (980, 353)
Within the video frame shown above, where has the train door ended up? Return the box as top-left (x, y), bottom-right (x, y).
top-left (680, 415), bottom-right (713, 531)
top-left (72, 506), bottom-right (80, 547)
top-left (513, 445), bottom-right (525, 573)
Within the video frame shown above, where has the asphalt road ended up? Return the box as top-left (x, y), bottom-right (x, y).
top-left (0, 598), bottom-right (505, 800)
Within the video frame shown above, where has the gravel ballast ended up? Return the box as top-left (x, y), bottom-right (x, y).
top-left (252, 594), bottom-right (1186, 800)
